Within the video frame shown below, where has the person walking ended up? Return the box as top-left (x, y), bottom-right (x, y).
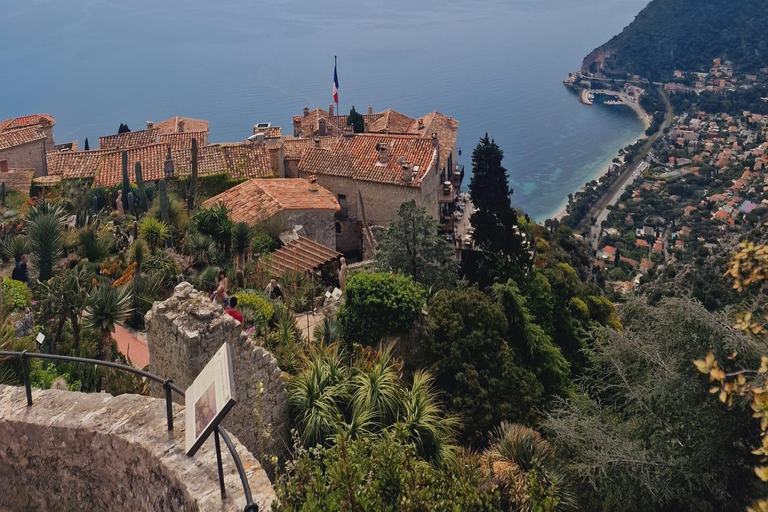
top-left (11, 254), bottom-right (29, 285)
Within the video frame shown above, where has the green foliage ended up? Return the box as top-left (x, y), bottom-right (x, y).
top-left (347, 106), bottom-right (365, 133)
top-left (313, 317), bottom-right (343, 346)
top-left (84, 280), bottom-right (133, 336)
top-left (232, 222), bottom-right (252, 267)
top-left (250, 231), bottom-right (281, 255)
top-left (424, 286), bottom-right (543, 446)
top-left (76, 226), bottom-right (111, 262)
top-left (148, 194), bottom-right (187, 236)
top-left (128, 239), bottom-right (149, 274)
top-left (183, 231), bottom-right (217, 267)
top-left (139, 217), bottom-right (170, 251)
top-left (128, 272), bottom-right (164, 329)
top-left (273, 430), bottom-right (498, 512)
top-left (135, 162), bottom-right (148, 214)
top-left (144, 250), bottom-right (181, 290)
top-left (543, 298), bottom-right (763, 511)
top-left (35, 264), bottom-right (93, 353)
top-left (338, 273), bottom-right (426, 347)
top-left (26, 209), bottom-right (63, 281)
top-left (188, 138), bottom-right (199, 212)
top-left (197, 265), bottom-right (221, 294)
top-left (583, 0), bottom-right (768, 79)
top-left (2, 277), bottom-right (30, 311)
top-left (377, 200), bottom-right (456, 289)
top-left (234, 293), bottom-right (273, 327)
top-left (191, 203), bottom-right (234, 257)
top-left (2, 235), bottom-right (30, 263)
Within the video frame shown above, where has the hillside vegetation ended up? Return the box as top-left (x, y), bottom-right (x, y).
top-left (582, 0), bottom-right (768, 80)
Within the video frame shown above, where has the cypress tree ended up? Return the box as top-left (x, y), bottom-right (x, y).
top-left (347, 106), bottom-right (365, 133)
top-left (84, 138), bottom-right (90, 151)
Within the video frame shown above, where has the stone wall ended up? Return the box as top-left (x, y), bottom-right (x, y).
top-left (281, 208), bottom-right (336, 249)
top-left (0, 139), bottom-right (48, 177)
top-left (146, 283), bottom-right (290, 473)
top-left (0, 384), bottom-right (276, 511)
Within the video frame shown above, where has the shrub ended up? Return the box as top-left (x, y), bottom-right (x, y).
top-left (2, 277), bottom-right (31, 311)
top-left (139, 217), bottom-right (170, 251)
top-left (338, 272), bottom-right (425, 347)
top-left (234, 293), bottom-right (273, 327)
top-left (145, 250), bottom-right (182, 290)
top-left (250, 231), bottom-right (280, 255)
top-left (76, 227), bottom-right (111, 262)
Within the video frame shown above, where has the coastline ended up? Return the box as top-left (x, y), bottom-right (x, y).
top-left (548, 99), bottom-right (650, 221)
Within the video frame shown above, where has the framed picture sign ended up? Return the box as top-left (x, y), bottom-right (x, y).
top-left (185, 342), bottom-right (237, 456)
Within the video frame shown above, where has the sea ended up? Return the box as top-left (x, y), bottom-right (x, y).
top-left (0, 0), bottom-right (649, 221)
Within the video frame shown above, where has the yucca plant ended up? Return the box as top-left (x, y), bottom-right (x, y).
top-left (76, 226), bottom-right (111, 262)
top-left (128, 239), bottom-right (149, 275)
top-left (183, 231), bottom-right (216, 267)
top-left (350, 346), bottom-right (405, 429)
top-left (84, 279), bottom-right (133, 359)
top-left (25, 200), bottom-right (67, 225)
top-left (129, 272), bottom-right (164, 329)
top-left (232, 222), bottom-right (252, 270)
top-left (312, 317), bottom-right (343, 346)
top-left (1, 235), bottom-right (30, 263)
top-left (139, 217), bottom-right (170, 252)
top-left (27, 211), bottom-right (63, 281)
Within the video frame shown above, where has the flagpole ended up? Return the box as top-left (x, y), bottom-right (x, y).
top-left (335, 56), bottom-right (339, 124)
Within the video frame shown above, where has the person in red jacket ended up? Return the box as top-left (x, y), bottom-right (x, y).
top-left (225, 296), bottom-right (244, 329)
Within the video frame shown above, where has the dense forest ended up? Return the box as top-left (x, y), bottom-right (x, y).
top-left (582, 0), bottom-right (768, 80)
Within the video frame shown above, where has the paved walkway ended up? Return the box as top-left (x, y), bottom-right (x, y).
top-left (111, 324), bottom-right (149, 369)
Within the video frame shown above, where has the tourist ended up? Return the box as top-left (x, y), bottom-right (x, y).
top-left (265, 277), bottom-right (283, 301)
top-left (11, 254), bottom-right (29, 285)
top-left (210, 269), bottom-right (229, 307)
top-left (226, 296), bottom-right (244, 329)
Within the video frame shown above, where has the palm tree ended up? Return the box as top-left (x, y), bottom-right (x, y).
top-left (84, 280), bottom-right (133, 360)
top-left (232, 222), bottom-right (252, 270)
top-left (483, 422), bottom-right (576, 512)
top-left (26, 211), bottom-right (63, 281)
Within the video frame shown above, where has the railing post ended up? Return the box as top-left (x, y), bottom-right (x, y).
top-left (214, 429), bottom-right (226, 499)
top-left (243, 504), bottom-right (259, 512)
top-left (163, 379), bottom-right (174, 431)
top-left (21, 350), bottom-right (32, 406)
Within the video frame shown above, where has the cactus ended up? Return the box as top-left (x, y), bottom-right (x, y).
top-left (135, 162), bottom-right (148, 215)
top-left (1, 182), bottom-right (5, 207)
top-left (132, 220), bottom-right (138, 241)
top-left (121, 151), bottom-right (130, 212)
top-left (92, 196), bottom-right (99, 215)
top-left (236, 269), bottom-right (244, 288)
top-left (127, 191), bottom-right (135, 215)
top-left (158, 178), bottom-right (173, 247)
top-left (188, 138), bottom-right (198, 212)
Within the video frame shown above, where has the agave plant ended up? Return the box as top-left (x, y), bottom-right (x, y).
top-left (84, 279), bottom-right (133, 359)
top-left (26, 211), bottom-right (63, 281)
top-left (1, 235), bottom-right (30, 263)
top-left (312, 317), bottom-right (343, 346)
top-left (139, 217), bottom-right (170, 251)
top-left (25, 200), bottom-right (67, 225)
top-left (76, 226), bottom-right (111, 262)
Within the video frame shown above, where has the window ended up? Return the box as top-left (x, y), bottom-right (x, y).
top-left (335, 222), bottom-right (342, 234)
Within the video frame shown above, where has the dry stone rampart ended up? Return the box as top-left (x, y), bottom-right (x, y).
top-left (0, 384), bottom-right (276, 511)
top-left (146, 282), bottom-right (289, 472)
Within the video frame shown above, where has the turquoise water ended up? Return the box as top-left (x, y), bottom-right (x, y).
top-left (0, 0), bottom-right (647, 220)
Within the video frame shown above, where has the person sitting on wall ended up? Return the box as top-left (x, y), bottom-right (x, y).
top-left (226, 296), bottom-right (244, 329)
top-left (11, 254), bottom-right (29, 285)
top-left (265, 277), bottom-right (283, 301)
top-left (210, 269), bottom-right (229, 307)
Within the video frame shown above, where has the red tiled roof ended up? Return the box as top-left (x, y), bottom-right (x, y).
top-left (46, 149), bottom-right (109, 178)
top-left (220, 143), bottom-right (274, 180)
top-left (283, 136), bottom-right (337, 160)
top-left (263, 236), bottom-right (341, 277)
top-left (159, 131), bottom-right (208, 150)
top-left (94, 144), bottom-right (167, 187)
top-left (257, 126), bottom-right (283, 139)
top-left (152, 116), bottom-right (209, 135)
top-left (0, 114), bottom-right (54, 132)
top-left (367, 109), bottom-right (415, 133)
top-left (203, 178), bottom-right (339, 225)
top-left (99, 129), bottom-right (159, 150)
top-left (0, 169), bottom-right (35, 194)
top-left (171, 144), bottom-right (227, 178)
top-left (298, 133), bottom-right (437, 187)
top-left (32, 175), bottom-right (62, 186)
top-left (408, 111), bottom-right (459, 170)
top-left (0, 127), bottom-right (46, 151)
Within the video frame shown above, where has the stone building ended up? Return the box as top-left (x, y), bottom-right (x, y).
top-left (298, 132), bottom-right (442, 256)
top-left (203, 178), bottom-right (340, 248)
top-left (0, 114), bottom-right (56, 177)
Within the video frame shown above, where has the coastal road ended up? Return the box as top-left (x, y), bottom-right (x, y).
top-left (580, 87), bottom-right (672, 251)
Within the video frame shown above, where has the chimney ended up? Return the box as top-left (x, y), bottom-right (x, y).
top-left (401, 161), bottom-right (412, 184)
top-left (342, 125), bottom-right (354, 137)
top-left (318, 118), bottom-right (327, 136)
top-left (255, 132), bottom-right (265, 144)
top-left (177, 119), bottom-right (185, 133)
top-left (303, 106), bottom-right (310, 117)
top-left (308, 174), bottom-right (319, 191)
top-left (164, 147), bottom-right (174, 178)
top-left (328, 103), bottom-right (334, 116)
top-left (431, 132), bottom-right (438, 147)
top-left (367, 105), bottom-right (373, 115)
top-left (146, 121), bottom-right (154, 130)
top-left (0, 160), bottom-right (8, 173)
top-left (293, 117), bottom-right (302, 137)
top-left (417, 118), bottom-right (424, 129)
top-left (314, 136), bottom-right (321, 148)
top-left (376, 142), bottom-right (389, 165)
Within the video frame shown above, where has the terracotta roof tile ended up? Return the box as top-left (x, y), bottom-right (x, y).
top-left (152, 116), bottom-right (210, 135)
top-left (171, 144), bottom-right (228, 178)
top-left (367, 109), bottom-right (415, 133)
top-left (99, 129), bottom-right (159, 150)
top-left (255, 126), bottom-right (282, 139)
top-left (203, 178), bottom-right (339, 225)
top-left (298, 133), bottom-right (437, 187)
top-left (94, 144), bottom-right (167, 187)
top-left (46, 149), bottom-right (109, 178)
top-left (407, 111), bottom-right (459, 170)
top-left (0, 169), bottom-right (35, 194)
top-left (263, 236), bottom-right (340, 277)
top-left (283, 136), bottom-right (337, 160)
top-left (0, 114), bottom-right (54, 132)
top-left (0, 127), bottom-right (46, 151)
top-left (159, 131), bottom-right (208, 150)
top-left (220, 143), bottom-right (274, 180)
top-left (32, 175), bottom-right (62, 186)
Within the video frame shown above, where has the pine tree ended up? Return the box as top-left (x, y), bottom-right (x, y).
top-left (468, 134), bottom-right (530, 281)
top-left (118, 123), bottom-right (131, 134)
top-left (83, 137), bottom-right (90, 151)
top-left (347, 106), bottom-right (365, 133)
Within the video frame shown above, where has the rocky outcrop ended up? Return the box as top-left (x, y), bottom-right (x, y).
top-left (0, 384), bottom-right (276, 511)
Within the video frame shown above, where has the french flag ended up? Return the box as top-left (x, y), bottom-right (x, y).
top-left (333, 56), bottom-right (339, 105)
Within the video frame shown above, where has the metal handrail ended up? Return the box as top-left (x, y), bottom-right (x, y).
top-left (0, 350), bottom-right (259, 512)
